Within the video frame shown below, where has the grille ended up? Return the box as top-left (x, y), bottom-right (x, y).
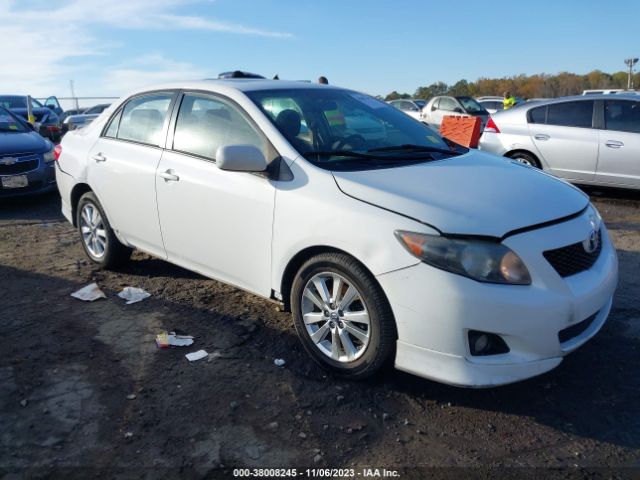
top-left (543, 230), bottom-right (602, 277)
top-left (0, 155), bottom-right (39, 175)
top-left (558, 312), bottom-right (597, 343)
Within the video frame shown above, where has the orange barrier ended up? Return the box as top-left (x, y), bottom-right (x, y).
top-left (439, 115), bottom-right (481, 148)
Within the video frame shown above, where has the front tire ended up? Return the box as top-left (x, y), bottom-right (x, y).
top-left (290, 253), bottom-right (396, 379)
top-left (77, 192), bottom-right (131, 269)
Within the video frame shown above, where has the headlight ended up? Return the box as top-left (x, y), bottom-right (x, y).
top-left (43, 145), bottom-right (55, 163)
top-left (395, 231), bottom-right (531, 285)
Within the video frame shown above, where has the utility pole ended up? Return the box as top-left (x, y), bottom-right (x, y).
top-left (624, 58), bottom-right (638, 90)
top-left (69, 80), bottom-right (79, 110)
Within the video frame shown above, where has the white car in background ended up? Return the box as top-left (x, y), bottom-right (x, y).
top-left (422, 95), bottom-right (489, 131)
top-left (476, 96), bottom-right (505, 114)
top-left (55, 79), bottom-right (617, 387)
top-left (387, 99), bottom-right (427, 122)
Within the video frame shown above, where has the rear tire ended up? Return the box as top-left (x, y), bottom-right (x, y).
top-left (290, 253), bottom-right (396, 380)
top-left (508, 151), bottom-right (540, 168)
top-left (77, 192), bottom-right (132, 269)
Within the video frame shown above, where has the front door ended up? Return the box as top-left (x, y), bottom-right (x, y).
top-left (155, 92), bottom-right (276, 296)
top-left (87, 91), bottom-right (175, 257)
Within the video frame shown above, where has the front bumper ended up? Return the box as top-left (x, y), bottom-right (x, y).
top-left (0, 161), bottom-right (57, 198)
top-left (377, 210), bottom-right (618, 387)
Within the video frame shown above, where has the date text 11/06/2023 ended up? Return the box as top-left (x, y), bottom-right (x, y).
top-left (232, 468), bottom-right (400, 478)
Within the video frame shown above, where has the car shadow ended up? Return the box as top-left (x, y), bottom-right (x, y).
top-left (0, 191), bottom-right (63, 224)
top-left (580, 185), bottom-right (640, 203)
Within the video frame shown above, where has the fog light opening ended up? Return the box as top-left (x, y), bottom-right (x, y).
top-left (468, 330), bottom-right (510, 356)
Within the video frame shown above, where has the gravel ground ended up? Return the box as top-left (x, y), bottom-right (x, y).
top-left (0, 188), bottom-right (639, 479)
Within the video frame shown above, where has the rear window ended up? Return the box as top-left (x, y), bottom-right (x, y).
top-left (116, 93), bottom-right (173, 146)
top-left (546, 101), bottom-right (594, 128)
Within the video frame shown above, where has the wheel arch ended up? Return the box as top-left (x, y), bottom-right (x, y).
top-left (504, 149), bottom-right (543, 168)
top-left (279, 245), bottom-right (386, 314)
top-left (70, 183), bottom-right (93, 227)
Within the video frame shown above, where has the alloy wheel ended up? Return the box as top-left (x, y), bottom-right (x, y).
top-left (80, 203), bottom-right (107, 259)
top-left (301, 272), bottom-right (371, 362)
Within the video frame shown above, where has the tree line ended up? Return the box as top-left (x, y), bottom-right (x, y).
top-left (383, 70), bottom-right (640, 101)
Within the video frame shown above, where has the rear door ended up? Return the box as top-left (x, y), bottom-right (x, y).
top-left (87, 91), bottom-right (176, 257)
top-left (527, 100), bottom-right (598, 181)
top-left (595, 99), bottom-right (640, 188)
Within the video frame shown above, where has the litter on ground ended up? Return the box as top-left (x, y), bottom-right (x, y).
top-left (274, 358), bottom-right (286, 367)
top-left (156, 331), bottom-right (194, 348)
top-left (70, 282), bottom-right (106, 302)
top-left (117, 287), bottom-right (151, 305)
top-left (185, 350), bottom-right (208, 362)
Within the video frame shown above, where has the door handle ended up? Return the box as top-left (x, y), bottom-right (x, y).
top-left (534, 134), bottom-right (550, 141)
top-left (158, 169), bottom-right (179, 182)
top-left (605, 140), bottom-right (624, 149)
top-left (92, 153), bottom-right (107, 162)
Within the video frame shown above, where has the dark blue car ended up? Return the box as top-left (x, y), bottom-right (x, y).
top-left (0, 106), bottom-right (57, 198)
top-left (0, 95), bottom-right (63, 143)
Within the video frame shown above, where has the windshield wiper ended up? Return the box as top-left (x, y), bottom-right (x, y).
top-left (304, 150), bottom-right (380, 159)
top-left (367, 144), bottom-right (463, 156)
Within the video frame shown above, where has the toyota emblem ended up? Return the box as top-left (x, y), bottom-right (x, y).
top-left (583, 228), bottom-right (599, 253)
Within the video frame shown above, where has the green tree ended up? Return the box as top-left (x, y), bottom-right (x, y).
top-left (384, 91), bottom-right (411, 101)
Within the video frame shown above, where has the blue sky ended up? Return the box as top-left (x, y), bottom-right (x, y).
top-left (1, 0), bottom-right (638, 99)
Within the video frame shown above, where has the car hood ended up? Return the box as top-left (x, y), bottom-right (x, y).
top-left (332, 151), bottom-right (588, 238)
top-left (0, 131), bottom-right (49, 156)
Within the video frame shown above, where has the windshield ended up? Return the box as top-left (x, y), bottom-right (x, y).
top-left (247, 88), bottom-right (465, 170)
top-left (456, 96), bottom-right (488, 115)
top-left (0, 108), bottom-right (28, 133)
top-left (414, 100), bottom-right (426, 108)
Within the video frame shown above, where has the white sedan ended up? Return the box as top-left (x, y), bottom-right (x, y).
top-left (54, 79), bottom-right (618, 387)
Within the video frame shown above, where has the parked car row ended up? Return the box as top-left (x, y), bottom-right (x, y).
top-left (0, 94), bottom-right (111, 143)
top-left (389, 96), bottom-right (491, 132)
top-left (54, 78), bottom-right (618, 387)
top-left (0, 95), bottom-right (63, 143)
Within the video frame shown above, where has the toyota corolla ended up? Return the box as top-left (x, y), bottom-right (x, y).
top-left (54, 80), bottom-right (618, 387)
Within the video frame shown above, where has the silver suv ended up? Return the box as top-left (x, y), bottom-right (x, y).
top-left (479, 94), bottom-right (640, 190)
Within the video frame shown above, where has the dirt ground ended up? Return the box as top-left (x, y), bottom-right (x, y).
top-left (1, 187), bottom-right (639, 479)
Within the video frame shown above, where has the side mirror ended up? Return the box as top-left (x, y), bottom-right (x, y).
top-left (453, 107), bottom-right (463, 114)
top-left (216, 144), bottom-right (267, 172)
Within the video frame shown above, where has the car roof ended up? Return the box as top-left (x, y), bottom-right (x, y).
top-left (127, 79), bottom-right (340, 95)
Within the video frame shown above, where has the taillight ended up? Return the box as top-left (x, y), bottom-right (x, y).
top-left (46, 125), bottom-right (61, 132)
top-left (484, 117), bottom-right (500, 133)
top-left (53, 144), bottom-right (62, 161)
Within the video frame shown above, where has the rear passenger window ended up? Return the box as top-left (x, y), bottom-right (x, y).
top-left (604, 100), bottom-right (640, 133)
top-left (528, 106), bottom-right (547, 124)
top-left (172, 94), bottom-right (266, 160)
top-left (116, 93), bottom-right (173, 146)
top-left (546, 101), bottom-right (594, 128)
top-left (103, 109), bottom-right (122, 138)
